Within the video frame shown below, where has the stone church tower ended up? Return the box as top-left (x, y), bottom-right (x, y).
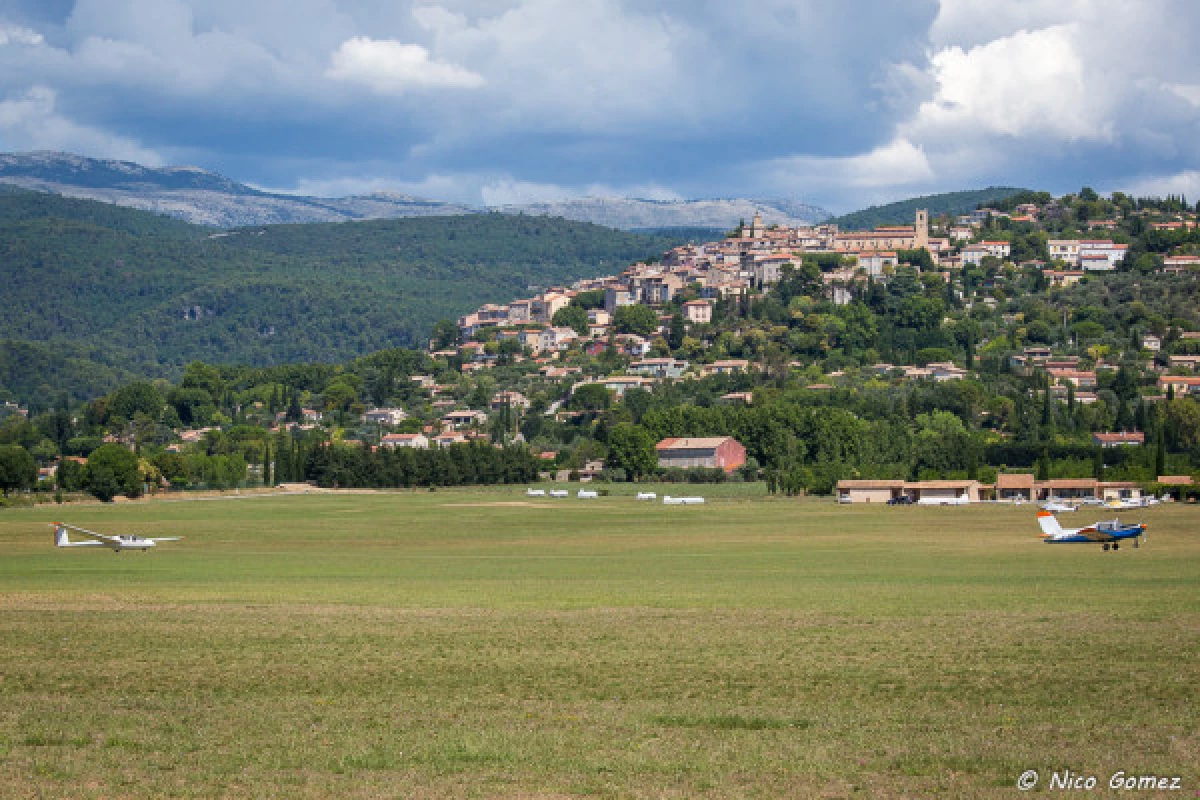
top-left (749, 211), bottom-right (765, 238)
top-left (915, 209), bottom-right (929, 249)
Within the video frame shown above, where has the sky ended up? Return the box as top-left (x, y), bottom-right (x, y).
top-left (0, 0), bottom-right (1197, 212)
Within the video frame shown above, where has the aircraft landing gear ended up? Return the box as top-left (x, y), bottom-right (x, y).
top-left (1134, 539), bottom-right (1140, 548)
top-left (1113, 542), bottom-right (1119, 551)
top-left (1103, 543), bottom-right (1110, 551)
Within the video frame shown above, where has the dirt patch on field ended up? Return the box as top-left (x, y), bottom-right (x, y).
top-left (439, 501), bottom-right (543, 508)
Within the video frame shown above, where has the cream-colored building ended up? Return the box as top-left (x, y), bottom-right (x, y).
top-left (682, 300), bottom-right (712, 324)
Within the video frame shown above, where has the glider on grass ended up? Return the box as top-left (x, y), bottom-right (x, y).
top-left (52, 522), bottom-right (181, 553)
top-left (1037, 511), bottom-right (1145, 551)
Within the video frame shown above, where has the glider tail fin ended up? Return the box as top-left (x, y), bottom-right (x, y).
top-left (53, 524), bottom-right (69, 547)
top-left (1037, 511), bottom-right (1062, 538)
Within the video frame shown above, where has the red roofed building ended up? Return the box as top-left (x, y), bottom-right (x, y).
top-left (656, 437), bottom-right (746, 472)
top-left (1159, 375), bottom-right (1200, 396)
top-left (1092, 432), bottom-right (1144, 448)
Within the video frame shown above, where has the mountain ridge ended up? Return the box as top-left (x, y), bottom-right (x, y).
top-left (0, 151), bottom-right (830, 230)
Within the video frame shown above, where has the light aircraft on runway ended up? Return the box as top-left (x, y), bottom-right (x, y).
top-left (53, 522), bottom-right (181, 552)
top-left (1040, 501), bottom-right (1076, 513)
top-left (1037, 511), bottom-right (1145, 551)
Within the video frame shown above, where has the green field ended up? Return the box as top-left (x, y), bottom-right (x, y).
top-left (0, 489), bottom-right (1196, 798)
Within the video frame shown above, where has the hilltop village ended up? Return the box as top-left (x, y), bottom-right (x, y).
top-left (2, 189), bottom-right (1200, 502)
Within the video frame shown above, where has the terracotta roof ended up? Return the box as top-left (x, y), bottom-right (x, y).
top-left (836, 480), bottom-right (905, 489)
top-left (656, 437), bottom-right (738, 450)
top-left (996, 473), bottom-right (1035, 489)
top-left (1039, 479), bottom-right (1099, 489)
top-left (1093, 432), bottom-right (1145, 444)
top-left (903, 480), bottom-right (980, 489)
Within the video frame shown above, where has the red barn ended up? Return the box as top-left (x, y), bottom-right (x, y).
top-left (656, 437), bottom-right (747, 473)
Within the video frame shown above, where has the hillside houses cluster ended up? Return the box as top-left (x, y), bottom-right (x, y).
top-left (458, 203), bottom-right (1197, 350)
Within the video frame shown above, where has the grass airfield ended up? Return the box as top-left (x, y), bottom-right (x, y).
top-left (0, 487), bottom-right (1196, 798)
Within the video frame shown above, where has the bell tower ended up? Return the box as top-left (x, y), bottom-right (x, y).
top-left (915, 209), bottom-right (929, 250)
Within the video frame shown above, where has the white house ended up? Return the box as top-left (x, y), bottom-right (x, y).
top-left (363, 408), bottom-right (408, 426)
top-left (1048, 240), bottom-right (1081, 265)
top-left (682, 300), bottom-right (712, 324)
top-left (855, 251), bottom-right (898, 276)
top-left (442, 410), bottom-right (488, 429)
top-left (380, 433), bottom-right (429, 449)
top-left (1078, 240), bottom-right (1128, 271)
top-left (628, 358), bottom-right (689, 379)
top-left (538, 327), bottom-right (578, 352)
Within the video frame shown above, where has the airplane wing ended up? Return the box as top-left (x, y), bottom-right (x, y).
top-left (58, 523), bottom-right (122, 545)
top-left (1071, 526), bottom-right (1114, 542)
top-left (147, 537), bottom-right (182, 543)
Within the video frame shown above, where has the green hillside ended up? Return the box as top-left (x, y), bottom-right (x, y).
top-left (828, 187), bottom-right (1030, 230)
top-left (0, 190), bottom-right (678, 402)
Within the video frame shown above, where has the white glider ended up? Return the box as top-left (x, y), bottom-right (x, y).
top-left (52, 522), bottom-right (181, 552)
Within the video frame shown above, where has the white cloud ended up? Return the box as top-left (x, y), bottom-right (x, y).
top-left (327, 36), bottom-right (483, 92)
top-left (1121, 170), bottom-right (1200, 200)
top-left (413, 0), bottom-right (692, 129)
top-left (0, 86), bottom-right (162, 165)
top-left (1166, 84), bottom-right (1200, 108)
top-left (0, 24), bottom-right (44, 46)
top-left (906, 25), bottom-right (1110, 143)
top-left (757, 138), bottom-right (935, 194)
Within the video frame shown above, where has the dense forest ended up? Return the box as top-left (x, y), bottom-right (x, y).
top-left (0, 189), bottom-right (686, 402)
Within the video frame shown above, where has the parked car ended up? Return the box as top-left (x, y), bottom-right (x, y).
top-left (887, 495), bottom-right (914, 505)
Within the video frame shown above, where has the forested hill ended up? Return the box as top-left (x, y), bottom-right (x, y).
top-left (828, 187), bottom-right (1030, 229)
top-left (0, 189), bottom-right (681, 403)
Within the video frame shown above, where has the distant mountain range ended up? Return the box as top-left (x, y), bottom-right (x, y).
top-left (0, 152), bottom-right (475, 227)
top-left (494, 196), bottom-right (828, 231)
top-left (0, 152), bottom-right (829, 230)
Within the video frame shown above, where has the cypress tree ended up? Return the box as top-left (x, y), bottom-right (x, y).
top-left (1154, 428), bottom-right (1166, 478)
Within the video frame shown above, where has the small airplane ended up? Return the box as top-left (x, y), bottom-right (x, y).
top-left (52, 522), bottom-right (181, 553)
top-left (1104, 498), bottom-right (1143, 510)
top-left (1040, 501), bottom-right (1076, 513)
top-left (1037, 511), bottom-right (1145, 551)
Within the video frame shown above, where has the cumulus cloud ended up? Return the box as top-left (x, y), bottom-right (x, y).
top-left (760, 138), bottom-right (935, 193)
top-left (906, 26), bottom-right (1110, 143)
top-left (0, 85), bottom-right (162, 164)
top-left (787, 0), bottom-right (1200, 205)
top-left (0, 0), bottom-right (1197, 209)
top-left (1122, 170), bottom-right (1200, 200)
top-left (327, 36), bottom-right (483, 93)
top-left (0, 23), bottom-right (44, 46)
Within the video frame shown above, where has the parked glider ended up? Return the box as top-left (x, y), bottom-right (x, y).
top-left (52, 522), bottom-right (181, 552)
top-left (1037, 511), bottom-right (1145, 551)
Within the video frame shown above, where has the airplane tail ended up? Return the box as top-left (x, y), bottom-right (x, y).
top-left (1037, 511), bottom-right (1063, 538)
top-left (53, 523), bottom-right (69, 547)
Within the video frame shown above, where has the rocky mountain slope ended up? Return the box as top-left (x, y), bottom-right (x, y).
top-left (0, 152), bottom-right (829, 229)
